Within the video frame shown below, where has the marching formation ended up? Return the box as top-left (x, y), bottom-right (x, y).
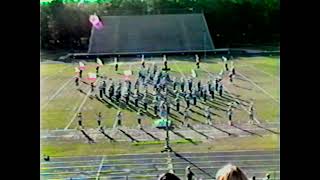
top-left (72, 54), bottom-right (259, 131)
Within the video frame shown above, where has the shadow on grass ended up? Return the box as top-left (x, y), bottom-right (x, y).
top-left (140, 128), bottom-right (160, 141)
top-left (189, 109), bottom-right (205, 117)
top-left (169, 130), bottom-right (198, 145)
top-left (172, 151), bottom-right (215, 179)
top-left (188, 125), bottom-right (214, 140)
top-left (233, 84), bottom-right (253, 91)
top-left (118, 128), bottom-right (139, 142)
top-left (254, 124), bottom-right (280, 135)
top-left (209, 124), bottom-right (235, 136)
top-left (80, 129), bottom-right (95, 144)
top-left (231, 124), bottom-right (262, 137)
top-left (99, 128), bottom-right (116, 142)
top-left (169, 115), bottom-right (184, 125)
top-left (234, 76), bottom-right (250, 83)
top-left (204, 101), bottom-right (227, 112)
top-left (96, 97), bottom-right (113, 108)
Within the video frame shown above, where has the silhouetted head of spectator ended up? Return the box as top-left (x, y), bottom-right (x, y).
top-left (265, 173), bottom-right (270, 179)
top-left (158, 172), bottom-right (181, 180)
top-left (215, 164), bottom-right (248, 180)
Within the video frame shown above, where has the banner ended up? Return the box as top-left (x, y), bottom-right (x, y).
top-left (88, 73), bottom-right (97, 81)
top-left (79, 62), bottom-right (85, 70)
top-left (89, 14), bottom-right (103, 30)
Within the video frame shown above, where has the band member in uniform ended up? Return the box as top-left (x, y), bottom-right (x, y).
top-left (77, 112), bottom-right (83, 127)
top-left (219, 84), bottom-right (223, 97)
top-left (227, 107), bottom-right (233, 126)
top-left (229, 72), bottom-right (233, 83)
top-left (90, 82), bottom-right (95, 93)
top-left (196, 55), bottom-right (200, 69)
top-left (116, 110), bottom-right (122, 127)
top-left (79, 69), bottom-right (83, 78)
top-left (98, 81), bottom-right (104, 98)
top-left (183, 108), bottom-right (190, 126)
top-left (137, 109), bottom-right (143, 129)
top-left (96, 112), bottom-right (102, 129)
top-left (102, 80), bottom-right (107, 97)
top-left (205, 107), bottom-right (212, 125)
top-left (75, 76), bottom-right (79, 88)
top-left (180, 77), bottom-right (185, 92)
top-left (114, 57), bottom-right (118, 71)
top-left (175, 97), bottom-right (180, 112)
top-left (142, 96), bottom-right (148, 111)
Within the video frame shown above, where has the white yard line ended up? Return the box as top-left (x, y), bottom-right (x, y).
top-left (247, 65), bottom-right (280, 80)
top-left (41, 159), bottom-right (279, 169)
top-left (41, 77), bottom-right (74, 110)
top-left (172, 61), bottom-right (187, 78)
top-left (200, 67), bottom-right (250, 124)
top-left (95, 156), bottom-right (105, 180)
top-left (44, 172), bottom-right (280, 180)
top-left (236, 71), bottom-right (280, 104)
top-left (41, 165), bottom-right (279, 175)
top-left (64, 89), bottom-right (91, 130)
top-left (64, 78), bottom-right (101, 130)
top-left (41, 64), bottom-right (72, 81)
top-left (42, 150), bottom-right (278, 164)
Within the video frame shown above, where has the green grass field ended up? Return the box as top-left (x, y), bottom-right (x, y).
top-left (41, 134), bottom-right (278, 157)
top-left (41, 56), bottom-right (279, 130)
top-left (41, 56), bottom-right (279, 155)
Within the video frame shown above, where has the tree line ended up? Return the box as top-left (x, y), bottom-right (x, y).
top-left (40, 0), bottom-right (279, 50)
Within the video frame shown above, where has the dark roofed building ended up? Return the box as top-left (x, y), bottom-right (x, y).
top-left (88, 14), bottom-right (214, 54)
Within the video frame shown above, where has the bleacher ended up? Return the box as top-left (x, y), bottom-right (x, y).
top-left (88, 14), bottom-right (214, 54)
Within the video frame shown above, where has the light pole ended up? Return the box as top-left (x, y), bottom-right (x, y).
top-left (203, 30), bottom-right (206, 61)
top-left (162, 85), bottom-right (171, 152)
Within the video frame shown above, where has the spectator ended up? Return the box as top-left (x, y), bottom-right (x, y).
top-left (215, 164), bottom-right (248, 180)
top-left (43, 154), bottom-right (50, 161)
top-left (262, 173), bottom-right (270, 180)
top-left (185, 166), bottom-right (195, 180)
top-left (158, 172), bottom-right (181, 180)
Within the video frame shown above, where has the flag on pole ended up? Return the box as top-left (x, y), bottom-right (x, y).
top-left (124, 75), bottom-right (130, 81)
top-left (89, 13), bottom-right (103, 30)
top-left (97, 58), bottom-right (103, 66)
top-left (74, 67), bottom-right (80, 73)
top-left (88, 73), bottom-right (97, 81)
top-left (124, 70), bottom-right (132, 76)
top-left (163, 55), bottom-right (166, 61)
top-left (191, 69), bottom-right (197, 78)
top-left (222, 56), bottom-right (227, 62)
top-left (79, 62), bottom-right (85, 70)
top-left (195, 54), bottom-right (199, 61)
